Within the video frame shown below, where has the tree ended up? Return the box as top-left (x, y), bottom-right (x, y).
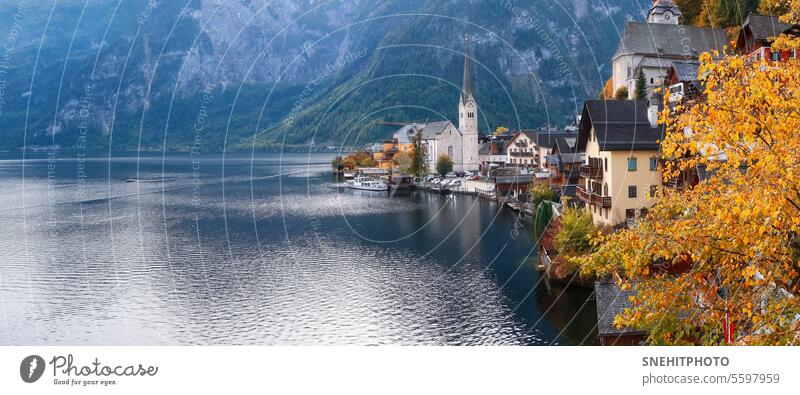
top-left (410, 130), bottom-right (429, 176)
top-left (533, 201), bottom-right (553, 241)
top-left (697, 0), bottom-right (759, 27)
top-left (675, 0), bottom-right (702, 25)
top-left (599, 78), bottom-right (614, 100)
top-left (331, 156), bottom-right (344, 173)
top-left (530, 183), bottom-right (556, 207)
top-left (394, 151), bottom-right (412, 174)
top-left (554, 207), bottom-right (594, 256)
top-left (634, 69), bottom-right (648, 100)
top-left (494, 126), bottom-right (509, 135)
top-left (614, 86), bottom-right (629, 100)
top-left (580, 19), bottom-right (800, 345)
top-left (435, 154), bottom-right (453, 177)
top-left (758, 0), bottom-right (790, 15)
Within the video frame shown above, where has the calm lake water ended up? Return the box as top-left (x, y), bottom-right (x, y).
top-left (0, 152), bottom-right (597, 345)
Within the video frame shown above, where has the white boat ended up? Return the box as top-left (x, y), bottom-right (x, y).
top-left (343, 172), bottom-right (356, 179)
top-left (347, 176), bottom-right (388, 191)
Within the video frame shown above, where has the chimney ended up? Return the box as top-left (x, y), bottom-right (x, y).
top-left (647, 92), bottom-right (662, 128)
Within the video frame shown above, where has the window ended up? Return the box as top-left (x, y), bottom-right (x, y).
top-left (650, 77), bottom-right (654, 84)
top-left (770, 50), bottom-right (781, 61)
top-left (628, 157), bottom-right (637, 171)
top-left (448, 146), bottom-right (453, 158)
top-left (650, 185), bottom-right (657, 197)
top-left (604, 157), bottom-right (608, 172)
top-left (649, 157), bottom-right (657, 171)
top-left (626, 209), bottom-right (636, 219)
top-left (603, 184), bottom-right (608, 196)
top-left (468, 112), bottom-right (474, 118)
top-left (628, 185), bottom-right (637, 198)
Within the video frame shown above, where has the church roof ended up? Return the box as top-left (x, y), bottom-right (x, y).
top-left (614, 22), bottom-right (727, 59)
top-left (421, 120), bottom-right (457, 139)
top-left (648, 0), bottom-right (682, 16)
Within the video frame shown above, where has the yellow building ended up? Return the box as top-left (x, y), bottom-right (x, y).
top-left (576, 100), bottom-right (664, 226)
top-left (371, 124), bottom-right (420, 171)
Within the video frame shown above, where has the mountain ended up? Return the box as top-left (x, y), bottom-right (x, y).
top-left (0, 0), bottom-right (652, 151)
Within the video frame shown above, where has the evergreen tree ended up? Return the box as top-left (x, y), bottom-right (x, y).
top-left (410, 130), bottom-right (429, 176)
top-left (635, 69), bottom-right (648, 100)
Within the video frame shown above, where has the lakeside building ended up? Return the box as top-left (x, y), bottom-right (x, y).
top-left (611, 0), bottom-right (726, 99)
top-left (595, 281), bottom-right (648, 346)
top-left (735, 12), bottom-right (799, 63)
top-left (547, 136), bottom-right (583, 199)
top-left (505, 129), bottom-right (574, 171)
top-left (576, 100), bottom-right (664, 227)
top-left (478, 139), bottom-right (508, 170)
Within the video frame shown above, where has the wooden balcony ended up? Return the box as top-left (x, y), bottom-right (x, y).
top-left (579, 164), bottom-right (603, 180)
top-left (577, 186), bottom-right (611, 208)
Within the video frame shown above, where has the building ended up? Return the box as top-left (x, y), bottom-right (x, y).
top-left (478, 139), bottom-right (508, 169)
top-left (459, 35), bottom-right (481, 172)
top-left (576, 100), bottom-right (664, 226)
top-left (736, 12), bottom-right (798, 62)
top-left (372, 123), bottom-right (422, 171)
top-left (419, 120), bottom-right (463, 173)
top-left (612, 0), bottom-right (726, 99)
top-left (532, 130), bottom-right (573, 170)
top-left (595, 281), bottom-right (647, 346)
top-left (664, 61), bottom-right (702, 102)
top-left (548, 136), bottom-right (584, 198)
top-left (505, 131), bottom-right (538, 169)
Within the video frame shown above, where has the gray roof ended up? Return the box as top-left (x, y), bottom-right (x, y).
top-left (635, 56), bottom-right (674, 70)
top-left (669, 61), bottom-right (701, 82)
top-left (577, 100), bottom-right (664, 151)
top-left (614, 21), bottom-right (727, 59)
top-left (595, 281), bottom-right (647, 337)
top-left (393, 123), bottom-right (425, 144)
top-left (742, 13), bottom-right (793, 41)
top-left (421, 120), bottom-right (456, 139)
top-left (648, 0), bottom-right (682, 16)
top-left (534, 131), bottom-right (574, 149)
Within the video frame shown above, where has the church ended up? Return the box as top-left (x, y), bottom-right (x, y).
top-left (612, 0), bottom-right (727, 99)
top-left (391, 36), bottom-right (480, 173)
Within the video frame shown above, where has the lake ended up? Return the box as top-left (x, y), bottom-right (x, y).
top-left (0, 152), bottom-right (597, 345)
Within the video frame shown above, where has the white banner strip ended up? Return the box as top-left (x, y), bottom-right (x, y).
top-left (0, 346), bottom-right (794, 394)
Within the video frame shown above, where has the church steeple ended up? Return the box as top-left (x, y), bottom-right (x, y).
top-left (461, 34), bottom-right (473, 104)
top-left (458, 34), bottom-right (479, 172)
top-left (646, 0), bottom-right (682, 24)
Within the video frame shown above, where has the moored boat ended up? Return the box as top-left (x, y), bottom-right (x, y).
top-left (346, 176), bottom-right (388, 191)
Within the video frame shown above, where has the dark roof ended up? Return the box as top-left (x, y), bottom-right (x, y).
top-left (742, 13), bottom-right (793, 41)
top-left (595, 281), bottom-right (647, 337)
top-left (614, 22), bottom-right (727, 59)
top-left (560, 185), bottom-right (577, 197)
top-left (577, 100), bottom-right (664, 152)
top-left (669, 61), bottom-right (700, 82)
top-left (534, 131), bottom-right (573, 149)
top-left (648, 0), bottom-right (682, 16)
top-left (478, 141), bottom-right (507, 156)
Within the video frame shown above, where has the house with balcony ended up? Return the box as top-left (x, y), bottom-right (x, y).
top-left (576, 100), bottom-right (664, 226)
top-left (549, 136), bottom-right (584, 199)
top-left (736, 12), bottom-right (798, 63)
top-left (506, 131), bottom-right (538, 168)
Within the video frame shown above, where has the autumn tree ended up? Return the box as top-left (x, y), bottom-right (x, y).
top-left (758, 0), bottom-right (790, 15)
top-left (579, 17), bottom-right (800, 345)
top-left (599, 78), bottom-right (614, 100)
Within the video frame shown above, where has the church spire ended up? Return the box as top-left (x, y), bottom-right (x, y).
top-left (461, 34), bottom-right (473, 104)
top-left (646, 0), bottom-right (682, 24)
